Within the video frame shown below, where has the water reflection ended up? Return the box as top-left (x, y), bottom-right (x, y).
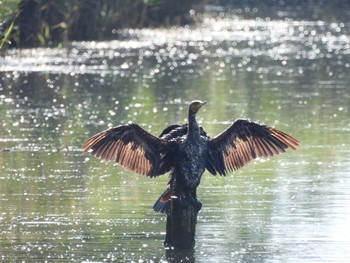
top-left (1, 13), bottom-right (350, 262)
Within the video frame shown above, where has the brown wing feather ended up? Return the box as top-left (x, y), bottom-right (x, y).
top-left (83, 124), bottom-right (169, 177)
top-left (208, 119), bottom-right (299, 174)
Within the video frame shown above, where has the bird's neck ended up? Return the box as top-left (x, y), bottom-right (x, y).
top-left (187, 111), bottom-right (200, 139)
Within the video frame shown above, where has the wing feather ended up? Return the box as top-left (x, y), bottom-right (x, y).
top-left (208, 119), bottom-right (299, 174)
top-left (83, 124), bottom-right (169, 177)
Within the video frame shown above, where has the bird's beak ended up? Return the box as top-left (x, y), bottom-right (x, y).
top-left (190, 100), bottom-right (207, 113)
top-left (199, 101), bottom-right (207, 108)
top-left (194, 101), bottom-right (207, 113)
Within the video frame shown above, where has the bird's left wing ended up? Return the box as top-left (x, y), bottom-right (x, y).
top-left (83, 124), bottom-right (170, 177)
top-left (207, 119), bottom-right (299, 175)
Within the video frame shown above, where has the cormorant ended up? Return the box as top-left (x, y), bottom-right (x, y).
top-left (83, 100), bottom-right (299, 213)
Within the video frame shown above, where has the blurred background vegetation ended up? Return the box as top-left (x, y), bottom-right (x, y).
top-left (0, 0), bottom-right (349, 49)
top-left (0, 0), bottom-right (201, 48)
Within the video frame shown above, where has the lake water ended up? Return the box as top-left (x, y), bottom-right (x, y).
top-left (0, 14), bottom-right (349, 262)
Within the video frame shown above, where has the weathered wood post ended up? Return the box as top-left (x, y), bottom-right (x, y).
top-left (164, 196), bottom-right (200, 249)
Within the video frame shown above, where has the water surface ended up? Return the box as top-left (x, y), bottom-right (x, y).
top-left (0, 14), bottom-right (349, 262)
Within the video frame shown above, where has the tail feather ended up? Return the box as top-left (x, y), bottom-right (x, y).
top-left (153, 188), bottom-right (172, 213)
top-left (153, 188), bottom-right (203, 213)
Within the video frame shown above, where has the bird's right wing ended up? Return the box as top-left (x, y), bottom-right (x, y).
top-left (159, 124), bottom-right (184, 138)
top-left (83, 124), bottom-right (170, 177)
top-left (207, 119), bottom-right (299, 175)
top-left (159, 124), bottom-right (209, 141)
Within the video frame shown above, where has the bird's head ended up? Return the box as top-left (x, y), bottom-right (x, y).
top-left (189, 100), bottom-right (207, 114)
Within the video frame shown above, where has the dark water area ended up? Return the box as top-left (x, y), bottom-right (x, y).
top-left (0, 13), bottom-right (349, 262)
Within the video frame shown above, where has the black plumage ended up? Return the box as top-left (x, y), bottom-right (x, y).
top-left (83, 100), bottom-right (299, 213)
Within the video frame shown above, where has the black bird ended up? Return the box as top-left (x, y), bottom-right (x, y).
top-left (83, 100), bottom-right (299, 213)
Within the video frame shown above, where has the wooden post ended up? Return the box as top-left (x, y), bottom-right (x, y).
top-left (164, 196), bottom-right (199, 249)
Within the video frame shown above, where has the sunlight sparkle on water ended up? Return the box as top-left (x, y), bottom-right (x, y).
top-left (1, 12), bottom-right (350, 263)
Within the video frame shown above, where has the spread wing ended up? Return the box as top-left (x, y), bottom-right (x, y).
top-left (159, 124), bottom-right (208, 141)
top-left (159, 124), bottom-right (184, 138)
top-left (207, 119), bottom-right (299, 175)
top-left (83, 124), bottom-right (170, 177)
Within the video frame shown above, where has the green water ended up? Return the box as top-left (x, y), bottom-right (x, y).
top-left (0, 16), bottom-right (349, 262)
